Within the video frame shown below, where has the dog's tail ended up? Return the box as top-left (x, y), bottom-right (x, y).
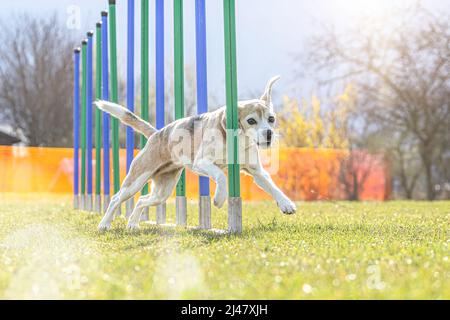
top-left (94, 100), bottom-right (157, 138)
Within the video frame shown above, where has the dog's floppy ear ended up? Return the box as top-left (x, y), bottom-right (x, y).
top-left (260, 75), bottom-right (281, 108)
top-left (220, 110), bottom-right (227, 132)
top-left (221, 105), bottom-right (244, 131)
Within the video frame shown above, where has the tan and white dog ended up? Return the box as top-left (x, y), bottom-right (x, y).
top-left (95, 76), bottom-right (296, 231)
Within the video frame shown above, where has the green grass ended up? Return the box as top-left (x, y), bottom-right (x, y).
top-left (0, 195), bottom-right (448, 299)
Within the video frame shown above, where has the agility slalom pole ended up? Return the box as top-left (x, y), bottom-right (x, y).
top-left (125, 0), bottom-right (135, 217)
top-left (95, 22), bottom-right (103, 213)
top-left (195, 0), bottom-right (212, 229)
top-left (80, 40), bottom-right (87, 211)
top-left (155, 0), bottom-right (166, 224)
top-left (86, 31), bottom-right (94, 212)
top-left (174, 0), bottom-right (187, 226)
top-left (73, 48), bottom-right (81, 210)
top-left (140, 0), bottom-right (150, 221)
top-left (101, 11), bottom-right (111, 213)
top-left (109, 0), bottom-right (121, 216)
top-left (223, 0), bottom-right (242, 233)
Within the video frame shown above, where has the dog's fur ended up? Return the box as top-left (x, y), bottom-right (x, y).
top-left (95, 76), bottom-right (296, 231)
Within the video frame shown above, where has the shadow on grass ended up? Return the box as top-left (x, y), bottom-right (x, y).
top-left (88, 212), bottom-right (430, 251)
top-left (96, 224), bottom-right (238, 249)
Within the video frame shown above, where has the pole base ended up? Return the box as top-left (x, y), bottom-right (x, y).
top-left (86, 194), bottom-right (93, 212)
top-left (74, 195), bottom-right (79, 210)
top-left (94, 195), bottom-right (102, 213)
top-left (126, 198), bottom-right (134, 218)
top-left (140, 207), bottom-right (149, 221)
top-left (199, 195), bottom-right (211, 229)
top-left (80, 194), bottom-right (85, 211)
top-left (176, 196), bottom-right (187, 226)
top-left (228, 197), bottom-right (242, 234)
top-left (156, 203), bottom-right (166, 224)
top-left (103, 195), bottom-right (111, 214)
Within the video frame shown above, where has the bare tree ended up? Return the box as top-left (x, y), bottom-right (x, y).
top-left (338, 149), bottom-right (377, 201)
top-left (0, 14), bottom-right (75, 147)
top-left (387, 131), bottom-right (422, 199)
top-left (301, 3), bottom-right (450, 200)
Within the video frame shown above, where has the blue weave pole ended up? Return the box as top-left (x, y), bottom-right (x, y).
top-left (86, 31), bottom-right (94, 211)
top-left (195, 0), bottom-right (211, 228)
top-left (155, 0), bottom-right (166, 223)
top-left (195, 0), bottom-right (210, 197)
top-left (73, 48), bottom-right (81, 209)
top-left (126, 0), bottom-right (135, 216)
top-left (101, 11), bottom-right (111, 212)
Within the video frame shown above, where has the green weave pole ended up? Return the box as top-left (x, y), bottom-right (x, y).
top-left (173, 0), bottom-right (187, 226)
top-left (109, 0), bottom-right (120, 195)
top-left (223, 0), bottom-right (240, 197)
top-left (223, 0), bottom-right (241, 233)
top-left (174, 0), bottom-right (186, 197)
top-left (81, 40), bottom-right (87, 205)
top-left (141, 0), bottom-right (149, 196)
top-left (95, 22), bottom-right (102, 209)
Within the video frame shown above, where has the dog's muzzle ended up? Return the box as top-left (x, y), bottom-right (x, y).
top-left (266, 129), bottom-right (273, 142)
top-left (257, 129), bottom-right (273, 148)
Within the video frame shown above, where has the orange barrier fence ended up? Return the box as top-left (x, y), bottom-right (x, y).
top-left (0, 146), bottom-right (390, 201)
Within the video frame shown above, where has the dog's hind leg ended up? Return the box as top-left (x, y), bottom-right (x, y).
top-left (98, 193), bottom-right (123, 231)
top-left (127, 169), bottom-right (182, 230)
top-left (98, 158), bottom-right (152, 231)
top-left (98, 172), bottom-right (150, 231)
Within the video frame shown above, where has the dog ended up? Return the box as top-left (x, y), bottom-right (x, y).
top-left (95, 76), bottom-right (296, 231)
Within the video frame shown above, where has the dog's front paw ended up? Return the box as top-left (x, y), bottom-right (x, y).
top-left (126, 222), bottom-right (140, 231)
top-left (277, 196), bottom-right (296, 215)
top-left (98, 220), bottom-right (112, 232)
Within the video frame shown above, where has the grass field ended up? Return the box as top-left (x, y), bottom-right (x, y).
top-left (0, 195), bottom-right (448, 299)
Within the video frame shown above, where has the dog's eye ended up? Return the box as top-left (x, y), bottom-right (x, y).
top-left (268, 116), bottom-right (275, 123)
top-left (247, 118), bottom-right (257, 125)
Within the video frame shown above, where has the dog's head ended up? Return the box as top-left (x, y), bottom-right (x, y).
top-left (238, 76), bottom-right (280, 148)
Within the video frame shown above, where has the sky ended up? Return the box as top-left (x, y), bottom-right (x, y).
top-left (1, 0), bottom-right (449, 107)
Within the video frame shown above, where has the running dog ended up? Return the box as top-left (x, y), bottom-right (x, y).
top-left (95, 76), bottom-right (296, 231)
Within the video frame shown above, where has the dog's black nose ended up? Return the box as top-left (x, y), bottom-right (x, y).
top-left (266, 129), bottom-right (273, 142)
